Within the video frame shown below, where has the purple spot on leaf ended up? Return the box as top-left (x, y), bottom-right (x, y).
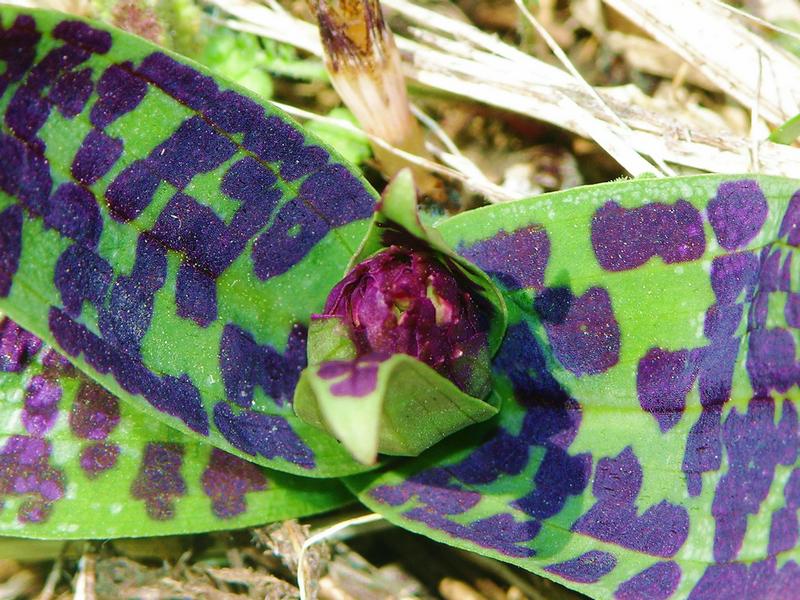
top-left (69, 383), bottom-right (120, 440)
top-left (541, 287), bottom-right (620, 376)
top-left (545, 551), bottom-right (616, 583)
top-left (573, 447), bottom-right (689, 557)
top-left (213, 402), bottom-right (314, 469)
top-left (711, 397), bottom-right (798, 562)
top-left (779, 190), bottom-right (800, 247)
top-left (52, 20), bottom-right (111, 54)
top-left (0, 436), bottom-right (65, 523)
top-left (459, 225), bottom-right (550, 290)
top-left (131, 443), bottom-right (186, 520)
top-left (591, 199), bottom-right (705, 271)
top-left (318, 355), bottom-right (384, 397)
top-left (22, 376), bottom-right (61, 436)
top-left (0, 318), bottom-right (42, 372)
top-left (637, 348), bottom-right (699, 432)
top-left (201, 448), bottom-right (268, 518)
top-left (71, 129), bottom-right (123, 185)
top-left (707, 180), bottom-right (768, 250)
top-left (0, 205), bottom-right (23, 298)
top-left (219, 324), bottom-right (307, 408)
top-left (615, 562), bottom-right (682, 600)
top-left (90, 62), bottom-right (147, 128)
top-left (79, 443), bottom-right (119, 478)
top-left (46, 183), bottom-right (102, 247)
top-left (49, 68), bottom-right (92, 118)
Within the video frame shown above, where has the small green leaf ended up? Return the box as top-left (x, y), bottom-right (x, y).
top-left (306, 108), bottom-right (372, 166)
top-left (295, 353), bottom-right (498, 464)
top-left (770, 113), bottom-right (800, 145)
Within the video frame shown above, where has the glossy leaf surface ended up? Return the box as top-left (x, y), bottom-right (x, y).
top-left (0, 317), bottom-right (351, 538)
top-left (350, 175), bottom-right (800, 599)
top-left (0, 7), bottom-right (377, 477)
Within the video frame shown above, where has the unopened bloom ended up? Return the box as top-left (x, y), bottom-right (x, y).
top-left (317, 245), bottom-right (490, 397)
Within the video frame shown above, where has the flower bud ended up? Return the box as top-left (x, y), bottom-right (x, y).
top-left (318, 246), bottom-right (490, 397)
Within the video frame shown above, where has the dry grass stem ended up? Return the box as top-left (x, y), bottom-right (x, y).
top-left (209, 0), bottom-right (800, 179)
top-left (604, 0), bottom-right (800, 126)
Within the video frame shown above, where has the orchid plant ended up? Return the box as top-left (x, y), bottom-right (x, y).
top-left (1, 6), bottom-right (800, 599)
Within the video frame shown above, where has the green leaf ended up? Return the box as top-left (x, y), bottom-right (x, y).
top-left (306, 108), bottom-right (372, 166)
top-left (0, 6), bottom-right (379, 477)
top-left (0, 317), bottom-right (351, 539)
top-left (349, 174), bottom-right (800, 599)
top-left (770, 113), bottom-right (800, 145)
top-left (295, 352), bottom-right (498, 465)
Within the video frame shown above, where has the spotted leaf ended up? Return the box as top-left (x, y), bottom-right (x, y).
top-left (0, 316), bottom-right (351, 538)
top-left (0, 7), bottom-right (378, 477)
top-left (350, 175), bottom-right (800, 599)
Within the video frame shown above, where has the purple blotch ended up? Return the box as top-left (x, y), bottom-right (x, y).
top-left (710, 252), bottom-right (760, 305)
top-left (201, 448), bottom-right (268, 518)
top-left (0, 133), bottom-right (53, 215)
top-left (242, 115), bottom-right (329, 181)
top-left (148, 375), bottom-right (209, 436)
top-left (219, 323), bottom-right (307, 408)
top-left (0, 16), bottom-right (40, 100)
top-left (147, 116), bottom-right (236, 189)
top-left (637, 348), bottom-right (699, 432)
top-left (79, 442), bottom-right (120, 478)
top-left (48, 68), bottom-right (92, 118)
top-left (541, 286), bottom-right (620, 376)
top-left (52, 20), bottom-right (112, 54)
top-left (71, 129), bottom-right (123, 185)
top-left (779, 190), bottom-right (800, 247)
top-left (176, 262), bottom-right (217, 327)
top-left (707, 179), bottom-right (768, 250)
top-left (0, 436), bottom-right (65, 523)
top-left (22, 376), bottom-right (61, 436)
top-left (69, 383), bottom-right (120, 440)
top-left (0, 205), bottom-right (23, 297)
top-left (689, 558), bottom-right (800, 600)
top-left (544, 551), bottom-right (617, 584)
top-left (371, 468), bottom-right (537, 558)
top-left (615, 562), bottom-right (682, 600)
top-left (150, 193), bottom-right (229, 276)
top-left (789, 295), bottom-right (800, 329)
top-left (459, 225), bottom-right (550, 290)
top-left (213, 402), bottom-right (315, 469)
top-left (711, 397), bottom-right (798, 562)
top-left (591, 199), bottom-right (705, 271)
top-left (318, 355), bottom-right (383, 398)
top-left (137, 52), bottom-right (220, 112)
top-left (768, 507), bottom-right (798, 556)
top-left (130, 442), bottom-right (186, 520)
top-left (49, 308), bottom-right (209, 435)
top-left (98, 234), bottom-right (167, 351)
top-left (54, 245), bottom-right (113, 317)
top-left (251, 165), bottom-right (375, 281)
top-left (533, 286), bottom-right (572, 324)
top-left (45, 183), bottom-right (102, 247)
top-left (104, 161), bottom-right (161, 222)
top-left (683, 406), bottom-right (723, 497)
top-left (757, 246), bottom-right (784, 293)
top-left (746, 328), bottom-right (798, 395)
top-left (573, 447), bottom-right (689, 557)
top-left (90, 62), bottom-right (147, 128)
top-left (0, 318), bottom-right (42, 372)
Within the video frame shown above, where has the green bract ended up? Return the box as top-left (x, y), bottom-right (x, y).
top-left (3, 7), bottom-right (800, 600)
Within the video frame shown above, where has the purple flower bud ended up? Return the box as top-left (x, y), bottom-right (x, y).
top-left (318, 246), bottom-right (490, 395)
